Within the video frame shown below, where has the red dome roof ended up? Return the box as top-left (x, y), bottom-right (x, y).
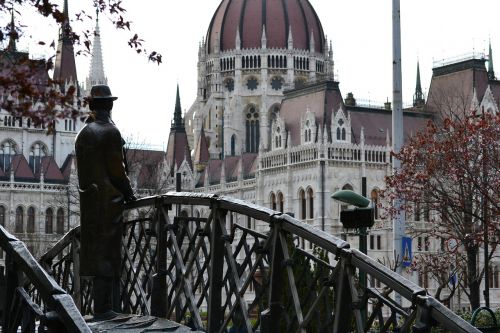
top-left (207, 0), bottom-right (325, 53)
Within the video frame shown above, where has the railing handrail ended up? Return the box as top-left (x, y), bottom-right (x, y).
top-left (121, 192), bottom-right (480, 333)
top-left (0, 225), bottom-right (91, 333)
top-left (39, 226), bottom-right (80, 265)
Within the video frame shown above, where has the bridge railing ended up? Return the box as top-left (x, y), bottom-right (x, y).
top-left (0, 225), bottom-right (90, 333)
top-left (39, 192), bottom-right (480, 333)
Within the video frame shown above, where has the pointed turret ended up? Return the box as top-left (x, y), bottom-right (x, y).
top-left (287, 25), bottom-right (293, 50)
top-left (172, 84), bottom-right (183, 129)
top-left (165, 86), bottom-right (192, 177)
top-left (53, 0), bottom-right (78, 94)
top-left (235, 29), bottom-right (241, 50)
top-left (261, 25), bottom-right (267, 49)
top-left (413, 61), bottom-right (425, 107)
top-left (194, 125), bottom-right (210, 171)
top-left (488, 40), bottom-right (496, 80)
top-left (7, 9), bottom-right (17, 52)
top-left (86, 9), bottom-right (107, 91)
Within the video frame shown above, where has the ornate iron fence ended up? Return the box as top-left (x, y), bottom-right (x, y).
top-left (38, 192), bottom-right (480, 333)
top-left (0, 225), bottom-right (90, 333)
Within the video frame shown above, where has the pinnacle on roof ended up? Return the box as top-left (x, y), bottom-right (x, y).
top-left (194, 125), bottom-right (209, 169)
top-left (60, 0), bottom-right (71, 42)
top-left (7, 9), bottom-right (17, 52)
top-left (488, 40), bottom-right (496, 80)
top-left (86, 8), bottom-right (107, 88)
top-left (165, 86), bottom-right (192, 176)
top-left (53, 0), bottom-right (78, 93)
top-left (172, 84), bottom-right (184, 129)
top-left (413, 61), bottom-right (425, 107)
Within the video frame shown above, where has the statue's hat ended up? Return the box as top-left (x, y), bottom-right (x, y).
top-left (88, 84), bottom-right (118, 101)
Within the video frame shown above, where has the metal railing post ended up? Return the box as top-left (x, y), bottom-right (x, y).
top-left (151, 203), bottom-right (168, 317)
top-left (333, 260), bottom-right (353, 332)
top-left (71, 237), bottom-right (81, 311)
top-left (207, 204), bottom-right (226, 332)
top-left (260, 220), bottom-right (284, 333)
top-left (2, 254), bottom-right (19, 333)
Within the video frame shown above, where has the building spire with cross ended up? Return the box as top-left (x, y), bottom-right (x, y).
top-left (86, 8), bottom-right (107, 91)
top-left (7, 8), bottom-right (17, 52)
top-left (53, 0), bottom-right (78, 94)
top-left (488, 39), bottom-right (496, 80)
top-left (413, 61), bottom-right (425, 107)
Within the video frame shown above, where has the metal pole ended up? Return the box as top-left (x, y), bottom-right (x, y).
top-left (392, 0), bottom-right (405, 304)
top-left (175, 172), bottom-right (182, 321)
top-left (360, 177), bottom-right (367, 323)
top-left (482, 111), bottom-right (489, 307)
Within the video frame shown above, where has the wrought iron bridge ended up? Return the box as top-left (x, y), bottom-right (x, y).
top-left (0, 192), bottom-right (481, 332)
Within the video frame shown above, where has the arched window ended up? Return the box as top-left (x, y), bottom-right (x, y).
top-left (277, 192), bottom-right (284, 213)
top-left (299, 189), bottom-right (306, 220)
top-left (371, 189), bottom-right (379, 219)
top-left (29, 142), bottom-right (47, 173)
top-left (0, 140), bottom-right (17, 171)
top-left (307, 188), bottom-right (314, 219)
top-left (245, 107), bottom-right (260, 153)
top-left (15, 206), bottom-right (24, 233)
top-left (27, 207), bottom-right (35, 233)
top-left (0, 205), bottom-right (5, 227)
top-left (336, 118), bottom-right (347, 142)
top-left (231, 135), bottom-right (236, 156)
top-left (45, 208), bottom-right (53, 234)
top-left (56, 208), bottom-right (65, 234)
top-left (270, 192), bottom-right (276, 211)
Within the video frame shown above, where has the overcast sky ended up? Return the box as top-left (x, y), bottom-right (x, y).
top-left (7, 0), bottom-right (500, 149)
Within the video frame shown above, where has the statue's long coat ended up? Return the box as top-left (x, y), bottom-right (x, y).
top-left (75, 118), bottom-right (133, 277)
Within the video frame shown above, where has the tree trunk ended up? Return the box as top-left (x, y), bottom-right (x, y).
top-left (467, 245), bottom-right (480, 310)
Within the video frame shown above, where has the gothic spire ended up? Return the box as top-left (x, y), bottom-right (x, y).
top-left (7, 9), bottom-right (17, 52)
top-left (166, 85), bottom-right (192, 176)
top-left (488, 40), bottom-right (496, 80)
top-left (413, 61), bottom-right (425, 107)
top-left (86, 9), bottom-right (107, 90)
top-left (172, 85), bottom-right (184, 129)
top-left (53, 0), bottom-right (78, 93)
top-left (60, 0), bottom-right (71, 42)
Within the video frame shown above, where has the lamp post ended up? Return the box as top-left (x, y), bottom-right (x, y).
top-left (332, 189), bottom-right (374, 325)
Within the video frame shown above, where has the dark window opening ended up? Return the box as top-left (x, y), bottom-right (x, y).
top-left (45, 208), bottom-right (53, 234)
top-left (307, 188), bottom-right (314, 219)
top-left (56, 208), bottom-right (64, 234)
top-left (230, 135), bottom-right (236, 156)
top-left (27, 207), bottom-right (35, 233)
top-left (15, 206), bottom-right (23, 233)
top-left (300, 189), bottom-right (306, 220)
top-left (0, 206), bottom-right (5, 227)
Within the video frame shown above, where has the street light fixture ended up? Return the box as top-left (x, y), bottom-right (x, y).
top-left (332, 189), bottom-right (374, 326)
top-left (331, 190), bottom-right (374, 229)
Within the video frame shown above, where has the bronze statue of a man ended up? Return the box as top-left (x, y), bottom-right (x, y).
top-left (75, 84), bottom-right (136, 320)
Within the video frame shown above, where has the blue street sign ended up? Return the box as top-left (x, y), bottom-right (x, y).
top-left (449, 264), bottom-right (457, 287)
top-left (402, 237), bottom-right (412, 267)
